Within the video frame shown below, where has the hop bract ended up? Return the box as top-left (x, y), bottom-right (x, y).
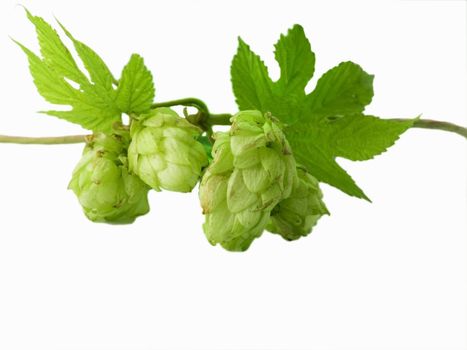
top-left (267, 166), bottom-right (329, 240)
top-left (199, 110), bottom-right (297, 251)
top-left (128, 107), bottom-right (209, 193)
top-left (68, 133), bottom-right (150, 224)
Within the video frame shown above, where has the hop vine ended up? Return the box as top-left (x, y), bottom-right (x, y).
top-left (1, 9), bottom-right (465, 252)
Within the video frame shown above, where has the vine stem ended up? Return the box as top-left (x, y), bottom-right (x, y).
top-left (152, 98), bottom-right (209, 114)
top-left (0, 134), bottom-right (86, 144)
top-left (392, 118), bottom-right (467, 138)
top-left (0, 97), bottom-right (466, 144)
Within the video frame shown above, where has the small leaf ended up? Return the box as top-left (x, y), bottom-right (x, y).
top-left (115, 54), bottom-right (155, 114)
top-left (197, 135), bottom-right (213, 161)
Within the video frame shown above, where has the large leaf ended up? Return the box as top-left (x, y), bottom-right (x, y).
top-left (17, 10), bottom-right (156, 132)
top-left (231, 24), bottom-right (413, 200)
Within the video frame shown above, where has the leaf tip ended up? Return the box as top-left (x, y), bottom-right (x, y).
top-left (237, 36), bottom-right (248, 48)
top-left (17, 4), bottom-right (30, 15)
top-left (10, 36), bottom-right (29, 53)
top-left (290, 23), bottom-right (304, 33)
top-left (54, 16), bottom-right (71, 37)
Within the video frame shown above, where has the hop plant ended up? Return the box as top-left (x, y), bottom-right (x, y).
top-left (8, 10), bottom-right (465, 252)
top-left (199, 110), bottom-right (297, 251)
top-left (128, 108), bottom-right (209, 193)
top-left (68, 133), bottom-right (150, 224)
top-left (267, 166), bottom-right (329, 241)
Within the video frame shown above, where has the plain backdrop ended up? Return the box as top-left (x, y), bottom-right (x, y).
top-left (0, 1), bottom-right (466, 349)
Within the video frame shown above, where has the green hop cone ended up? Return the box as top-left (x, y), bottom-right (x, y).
top-left (199, 110), bottom-right (297, 252)
top-left (267, 166), bottom-right (329, 241)
top-left (69, 132), bottom-right (150, 224)
top-left (128, 107), bottom-right (209, 193)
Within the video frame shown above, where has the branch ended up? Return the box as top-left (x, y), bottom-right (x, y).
top-left (392, 118), bottom-right (467, 138)
top-left (0, 134), bottom-right (87, 144)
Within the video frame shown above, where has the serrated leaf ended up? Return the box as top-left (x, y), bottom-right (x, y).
top-left (15, 40), bottom-right (78, 104)
top-left (115, 54), bottom-right (155, 114)
top-left (57, 20), bottom-right (116, 94)
top-left (287, 115), bottom-right (415, 199)
top-left (231, 25), bottom-right (315, 124)
top-left (15, 40), bottom-right (120, 133)
top-left (327, 114), bottom-right (415, 161)
top-left (16, 11), bottom-right (122, 132)
top-left (16, 10), bottom-right (159, 132)
top-left (25, 8), bottom-right (87, 84)
top-left (44, 106), bottom-right (119, 133)
top-left (231, 38), bottom-right (273, 112)
top-left (274, 24), bottom-right (315, 95)
top-left (231, 24), bottom-right (413, 200)
top-left (304, 61), bottom-right (374, 121)
top-left (287, 137), bottom-right (369, 199)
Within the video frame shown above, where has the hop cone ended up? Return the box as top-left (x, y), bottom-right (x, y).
top-left (199, 110), bottom-right (297, 251)
top-left (267, 166), bottom-right (329, 240)
top-left (128, 107), bottom-right (208, 192)
top-left (69, 133), bottom-right (150, 224)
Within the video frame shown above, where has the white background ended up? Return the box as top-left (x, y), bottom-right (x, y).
top-left (0, 1), bottom-right (466, 349)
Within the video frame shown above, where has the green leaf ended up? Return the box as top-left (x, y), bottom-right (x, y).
top-left (288, 137), bottom-right (369, 199)
top-left (274, 24), bottom-right (315, 95)
top-left (56, 20), bottom-right (116, 95)
top-left (287, 115), bottom-right (415, 199)
top-left (15, 40), bottom-right (120, 132)
top-left (231, 25), bottom-right (315, 124)
top-left (231, 38), bottom-right (273, 112)
top-left (25, 8), bottom-right (87, 84)
top-left (327, 114), bottom-right (416, 161)
top-left (231, 24), bottom-right (413, 200)
top-left (16, 10), bottom-right (121, 133)
top-left (115, 54), bottom-right (155, 114)
top-left (17, 10), bottom-right (155, 132)
top-left (14, 40), bottom-right (78, 104)
top-left (197, 135), bottom-right (213, 161)
top-left (305, 61), bottom-right (374, 121)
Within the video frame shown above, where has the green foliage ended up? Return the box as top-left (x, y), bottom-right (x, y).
top-left (231, 24), bottom-right (414, 200)
top-left (287, 114), bottom-right (414, 200)
top-left (15, 9), bottom-right (155, 133)
top-left (11, 10), bottom-right (437, 250)
top-left (116, 54), bottom-right (155, 115)
top-left (57, 20), bottom-right (116, 95)
top-left (231, 25), bottom-right (314, 124)
top-left (304, 62), bottom-right (374, 119)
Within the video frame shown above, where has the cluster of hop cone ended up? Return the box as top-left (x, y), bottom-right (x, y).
top-left (70, 108), bottom-right (329, 251)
